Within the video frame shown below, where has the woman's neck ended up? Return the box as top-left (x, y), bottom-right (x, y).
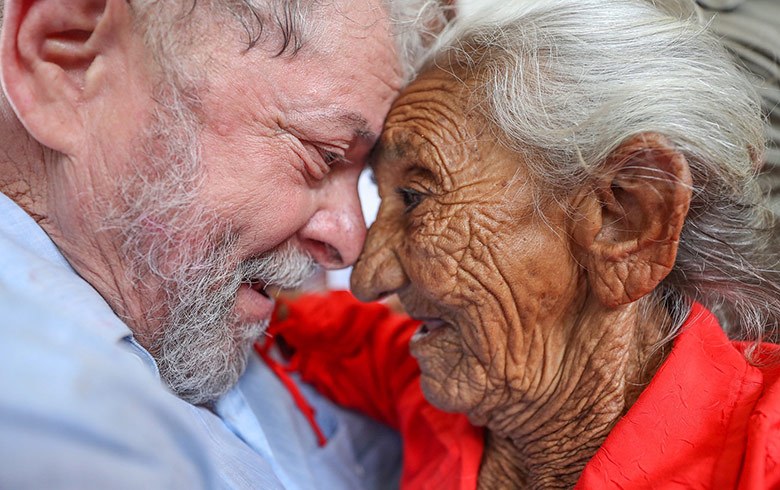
top-left (476, 301), bottom-right (672, 488)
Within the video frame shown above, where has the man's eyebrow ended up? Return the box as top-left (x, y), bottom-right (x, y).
top-left (333, 111), bottom-right (376, 142)
top-left (291, 110), bottom-right (377, 144)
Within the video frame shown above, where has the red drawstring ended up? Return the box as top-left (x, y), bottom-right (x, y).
top-left (254, 338), bottom-right (328, 447)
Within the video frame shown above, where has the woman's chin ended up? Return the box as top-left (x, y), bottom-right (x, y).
top-left (419, 375), bottom-right (458, 411)
top-left (416, 360), bottom-right (479, 415)
top-left (410, 321), bottom-right (485, 414)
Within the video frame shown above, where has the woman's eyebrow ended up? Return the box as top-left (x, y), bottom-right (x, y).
top-left (368, 141), bottom-right (411, 171)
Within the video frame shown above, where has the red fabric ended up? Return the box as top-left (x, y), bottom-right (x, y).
top-left (268, 291), bottom-right (483, 490)
top-left (269, 293), bottom-right (780, 489)
top-left (253, 339), bottom-right (328, 447)
top-left (577, 302), bottom-right (780, 489)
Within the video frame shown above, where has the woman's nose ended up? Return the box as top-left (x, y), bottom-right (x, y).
top-left (350, 219), bottom-right (408, 302)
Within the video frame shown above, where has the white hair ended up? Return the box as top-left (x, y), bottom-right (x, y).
top-left (425, 0), bottom-right (779, 348)
top-left (128, 0), bottom-right (450, 82)
top-left (382, 0), bottom-right (453, 81)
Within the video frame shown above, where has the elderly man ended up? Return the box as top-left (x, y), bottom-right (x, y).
top-left (0, 0), bottom-right (446, 488)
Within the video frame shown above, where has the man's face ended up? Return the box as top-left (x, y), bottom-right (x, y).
top-left (92, 1), bottom-right (402, 404)
top-left (194, 2), bottom-right (402, 323)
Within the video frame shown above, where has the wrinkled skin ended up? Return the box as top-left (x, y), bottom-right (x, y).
top-left (355, 68), bottom-right (587, 418)
top-left (352, 66), bottom-right (691, 487)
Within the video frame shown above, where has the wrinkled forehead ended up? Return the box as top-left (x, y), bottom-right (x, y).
top-left (372, 65), bottom-right (481, 173)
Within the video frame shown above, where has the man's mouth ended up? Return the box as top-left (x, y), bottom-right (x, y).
top-left (235, 281), bottom-right (275, 325)
top-left (247, 280), bottom-right (271, 299)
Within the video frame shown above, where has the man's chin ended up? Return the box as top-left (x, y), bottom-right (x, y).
top-left (155, 317), bottom-right (266, 406)
top-left (168, 349), bottom-right (250, 406)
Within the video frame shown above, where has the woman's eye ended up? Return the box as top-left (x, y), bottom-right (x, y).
top-left (397, 187), bottom-right (425, 213)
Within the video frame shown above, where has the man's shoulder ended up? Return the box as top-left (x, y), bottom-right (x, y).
top-left (0, 239), bottom-right (283, 489)
top-left (0, 272), bottom-right (216, 487)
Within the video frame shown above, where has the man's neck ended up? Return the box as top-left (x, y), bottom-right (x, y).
top-left (0, 122), bottom-right (50, 223)
top-left (0, 130), bottom-right (155, 345)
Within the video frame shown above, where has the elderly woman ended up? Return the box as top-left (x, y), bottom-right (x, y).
top-left (261, 0), bottom-right (780, 487)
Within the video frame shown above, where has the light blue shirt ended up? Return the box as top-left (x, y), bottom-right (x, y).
top-left (0, 192), bottom-right (401, 489)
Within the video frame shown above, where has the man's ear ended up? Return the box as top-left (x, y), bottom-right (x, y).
top-left (569, 132), bottom-right (692, 308)
top-left (0, 0), bottom-right (130, 154)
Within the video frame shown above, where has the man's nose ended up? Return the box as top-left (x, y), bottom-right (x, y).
top-left (297, 180), bottom-right (367, 270)
top-left (350, 219), bottom-right (408, 302)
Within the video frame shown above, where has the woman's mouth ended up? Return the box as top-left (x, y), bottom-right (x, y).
top-left (411, 318), bottom-right (449, 342)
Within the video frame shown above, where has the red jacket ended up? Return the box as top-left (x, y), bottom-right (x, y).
top-left (264, 291), bottom-right (780, 489)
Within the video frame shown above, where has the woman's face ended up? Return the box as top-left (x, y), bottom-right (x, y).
top-left (351, 67), bottom-right (587, 424)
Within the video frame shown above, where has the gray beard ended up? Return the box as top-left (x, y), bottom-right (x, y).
top-left (155, 240), bottom-right (316, 406)
top-left (103, 85), bottom-right (316, 405)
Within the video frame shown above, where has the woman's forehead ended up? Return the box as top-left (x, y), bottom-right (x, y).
top-left (374, 67), bottom-right (481, 169)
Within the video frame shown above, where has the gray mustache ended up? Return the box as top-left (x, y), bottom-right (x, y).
top-left (240, 242), bottom-right (318, 290)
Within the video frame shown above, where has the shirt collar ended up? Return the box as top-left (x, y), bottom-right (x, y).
top-left (0, 192), bottom-right (73, 270)
top-left (0, 192), bottom-right (135, 345)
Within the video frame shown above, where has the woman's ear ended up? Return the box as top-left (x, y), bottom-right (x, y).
top-left (0, 0), bottom-right (132, 154)
top-left (569, 132), bottom-right (692, 308)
